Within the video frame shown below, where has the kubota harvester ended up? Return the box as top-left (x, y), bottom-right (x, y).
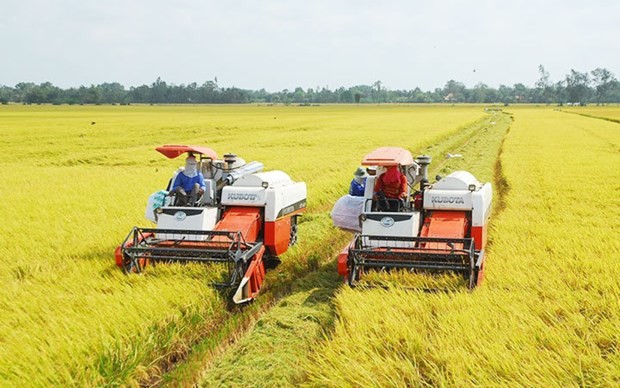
top-left (115, 145), bottom-right (306, 304)
top-left (336, 147), bottom-right (492, 288)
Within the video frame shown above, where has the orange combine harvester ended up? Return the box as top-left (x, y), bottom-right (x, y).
top-left (335, 147), bottom-right (492, 288)
top-left (115, 145), bottom-right (306, 304)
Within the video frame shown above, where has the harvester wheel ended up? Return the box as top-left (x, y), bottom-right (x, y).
top-left (264, 256), bottom-right (281, 270)
top-left (289, 216), bottom-right (298, 246)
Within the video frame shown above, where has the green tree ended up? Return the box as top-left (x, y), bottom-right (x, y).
top-left (590, 68), bottom-right (617, 104)
top-left (98, 82), bottom-right (126, 103)
top-left (292, 87), bottom-right (306, 103)
top-left (443, 80), bottom-right (466, 102)
top-left (535, 65), bottom-right (553, 104)
top-left (565, 69), bottom-right (591, 104)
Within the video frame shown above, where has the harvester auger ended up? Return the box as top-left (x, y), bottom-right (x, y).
top-left (115, 145), bottom-right (307, 304)
top-left (335, 147), bottom-right (492, 289)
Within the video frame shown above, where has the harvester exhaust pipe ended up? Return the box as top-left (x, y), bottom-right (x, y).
top-left (415, 155), bottom-right (432, 191)
top-left (224, 153), bottom-right (237, 170)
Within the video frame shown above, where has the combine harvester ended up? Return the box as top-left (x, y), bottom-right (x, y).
top-left (115, 145), bottom-right (306, 304)
top-left (335, 147), bottom-right (492, 289)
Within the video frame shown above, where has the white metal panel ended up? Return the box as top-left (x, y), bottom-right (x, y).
top-left (221, 186), bottom-right (267, 206)
top-left (361, 211), bottom-right (421, 247)
top-left (156, 207), bottom-right (219, 241)
top-left (233, 170), bottom-right (292, 188)
top-left (264, 182), bottom-right (307, 221)
top-left (363, 176), bottom-right (376, 211)
top-left (472, 183), bottom-right (493, 226)
top-left (265, 190), bottom-right (278, 221)
top-left (423, 189), bottom-right (473, 210)
top-left (432, 171), bottom-right (479, 191)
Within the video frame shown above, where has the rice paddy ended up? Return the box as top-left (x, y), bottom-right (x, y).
top-left (1, 104), bottom-right (618, 385)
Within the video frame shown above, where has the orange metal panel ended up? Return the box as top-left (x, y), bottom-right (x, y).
top-left (338, 241), bottom-right (355, 276)
top-left (244, 245), bottom-right (266, 299)
top-left (264, 217), bottom-right (291, 256)
top-left (471, 225), bottom-right (487, 250)
top-left (419, 210), bottom-right (468, 250)
top-left (214, 207), bottom-right (262, 243)
top-left (155, 144), bottom-right (218, 160)
top-left (114, 245), bottom-right (123, 267)
top-left (361, 147), bottom-right (414, 166)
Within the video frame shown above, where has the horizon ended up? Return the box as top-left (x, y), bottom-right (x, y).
top-left (2, 66), bottom-right (616, 93)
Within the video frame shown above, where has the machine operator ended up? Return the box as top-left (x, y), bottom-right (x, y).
top-left (171, 155), bottom-right (206, 206)
top-left (373, 165), bottom-right (407, 211)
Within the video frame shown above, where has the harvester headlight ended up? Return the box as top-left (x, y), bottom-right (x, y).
top-left (155, 207), bottom-right (163, 214)
top-left (261, 182), bottom-right (269, 189)
top-left (468, 184), bottom-right (477, 192)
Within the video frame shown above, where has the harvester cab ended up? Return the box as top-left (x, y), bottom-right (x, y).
top-left (336, 147), bottom-right (492, 289)
top-left (115, 145), bottom-right (307, 304)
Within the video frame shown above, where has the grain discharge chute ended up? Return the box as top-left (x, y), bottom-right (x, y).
top-left (335, 147), bottom-right (492, 288)
top-left (115, 145), bottom-right (307, 304)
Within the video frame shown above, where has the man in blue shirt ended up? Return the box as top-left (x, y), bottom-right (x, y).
top-left (171, 155), bottom-right (206, 206)
top-left (349, 167), bottom-right (368, 196)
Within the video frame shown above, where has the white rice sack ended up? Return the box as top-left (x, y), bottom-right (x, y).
top-left (331, 195), bottom-right (365, 232)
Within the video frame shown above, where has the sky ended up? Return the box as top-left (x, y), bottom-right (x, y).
top-left (1, 0), bottom-right (618, 91)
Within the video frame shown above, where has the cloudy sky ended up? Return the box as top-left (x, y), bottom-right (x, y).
top-left (1, 0), bottom-right (618, 91)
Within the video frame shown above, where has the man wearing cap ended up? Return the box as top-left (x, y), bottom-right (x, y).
top-left (171, 155), bottom-right (206, 206)
top-left (349, 167), bottom-right (368, 197)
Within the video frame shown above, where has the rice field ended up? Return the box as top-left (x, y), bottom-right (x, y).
top-left (563, 105), bottom-right (620, 123)
top-left (199, 109), bottom-right (512, 386)
top-left (300, 108), bottom-right (620, 386)
top-left (2, 104), bottom-right (619, 386)
top-left (0, 104), bottom-right (487, 385)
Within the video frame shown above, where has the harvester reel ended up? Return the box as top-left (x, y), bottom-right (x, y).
top-left (467, 266), bottom-right (483, 290)
top-left (467, 271), bottom-right (476, 289)
top-left (347, 255), bottom-right (362, 287)
top-left (122, 253), bottom-right (148, 274)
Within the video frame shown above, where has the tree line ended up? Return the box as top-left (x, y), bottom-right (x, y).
top-left (1, 66), bottom-right (618, 105)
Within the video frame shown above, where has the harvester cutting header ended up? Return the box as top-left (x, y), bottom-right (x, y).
top-left (115, 145), bottom-right (307, 304)
top-left (333, 147), bottom-right (492, 288)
